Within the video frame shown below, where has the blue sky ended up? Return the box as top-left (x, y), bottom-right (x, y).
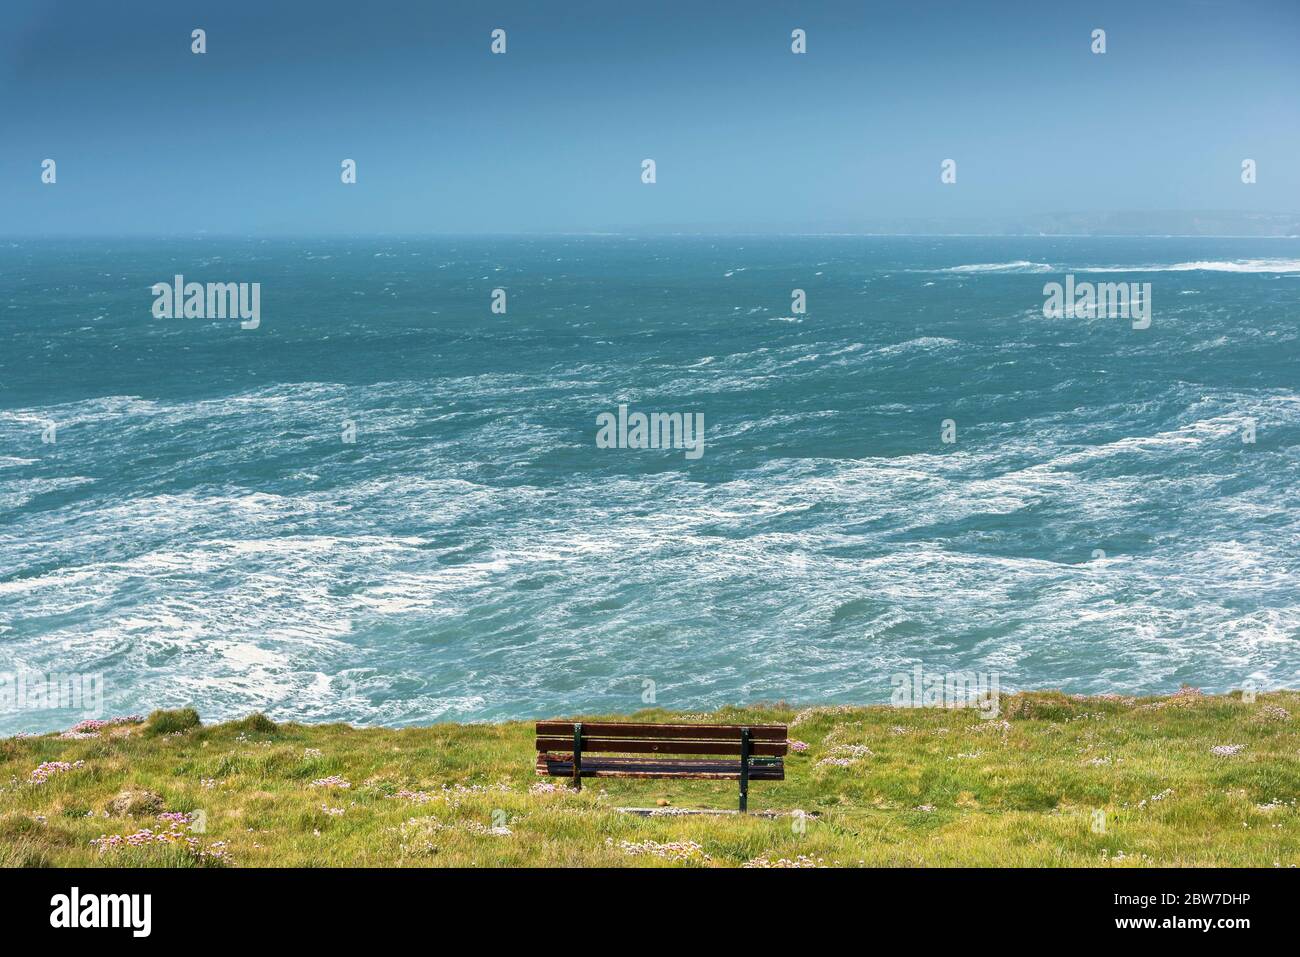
top-left (1, 0), bottom-right (1296, 234)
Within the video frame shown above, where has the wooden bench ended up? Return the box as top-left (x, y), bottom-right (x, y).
top-left (535, 721), bottom-right (787, 811)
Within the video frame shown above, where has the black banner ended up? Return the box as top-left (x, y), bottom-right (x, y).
top-left (0, 867), bottom-right (1286, 942)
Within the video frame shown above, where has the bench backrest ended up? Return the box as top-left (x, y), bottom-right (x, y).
top-left (535, 721), bottom-right (788, 757)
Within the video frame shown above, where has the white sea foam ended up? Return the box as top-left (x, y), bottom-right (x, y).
top-left (1075, 259), bottom-right (1300, 274)
top-left (930, 258), bottom-right (1300, 276)
top-left (869, 336), bottom-right (961, 358)
top-left (936, 261), bottom-right (1054, 274)
top-left (0, 476), bottom-right (96, 512)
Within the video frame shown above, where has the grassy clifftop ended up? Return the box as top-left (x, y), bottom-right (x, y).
top-left (3, 689), bottom-right (1299, 867)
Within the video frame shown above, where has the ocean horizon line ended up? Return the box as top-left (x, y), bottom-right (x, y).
top-left (4, 230), bottom-right (1300, 242)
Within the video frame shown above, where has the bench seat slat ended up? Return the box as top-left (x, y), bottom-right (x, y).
top-left (535, 736), bottom-right (787, 757)
top-left (536, 753), bottom-right (784, 781)
top-left (535, 721), bottom-right (787, 742)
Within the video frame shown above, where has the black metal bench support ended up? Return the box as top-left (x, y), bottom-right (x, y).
top-left (572, 722), bottom-right (583, 791)
top-left (739, 726), bottom-right (751, 812)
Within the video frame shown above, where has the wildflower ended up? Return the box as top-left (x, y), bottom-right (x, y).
top-left (320, 806), bottom-right (345, 816)
top-left (65, 716), bottom-right (142, 735)
top-left (400, 815), bottom-right (444, 831)
top-left (788, 740), bottom-right (809, 752)
top-left (815, 743), bottom-right (872, 768)
top-left (607, 838), bottom-right (711, 863)
top-left (393, 788), bottom-right (435, 803)
top-left (815, 757), bottom-right (855, 768)
top-left (1210, 744), bottom-right (1245, 757)
top-left (310, 775), bottom-right (352, 789)
top-left (835, 743), bottom-right (873, 758)
top-left (90, 825), bottom-right (232, 864)
top-left (444, 782), bottom-right (511, 796)
top-left (303, 748), bottom-right (323, 758)
top-left (30, 760), bottom-right (85, 784)
top-left (158, 812), bottom-right (193, 825)
top-left (1138, 788), bottom-right (1174, 809)
top-left (390, 782), bottom-right (511, 809)
top-left (742, 854), bottom-right (824, 868)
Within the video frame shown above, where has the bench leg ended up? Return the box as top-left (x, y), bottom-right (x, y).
top-left (738, 727), bottom-right (751, 813)
top-left (572, 722), bottom-right (583, 792)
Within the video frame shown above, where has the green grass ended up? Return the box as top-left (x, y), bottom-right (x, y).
top-left (3, 689), bottom-right (1299, 867)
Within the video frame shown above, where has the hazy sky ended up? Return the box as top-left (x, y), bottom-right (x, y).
top-left (2, 0), bottom-right (1297, 235)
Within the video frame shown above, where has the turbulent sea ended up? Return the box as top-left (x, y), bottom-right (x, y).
top-left (1, 236), bottom-right (1298, 733)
